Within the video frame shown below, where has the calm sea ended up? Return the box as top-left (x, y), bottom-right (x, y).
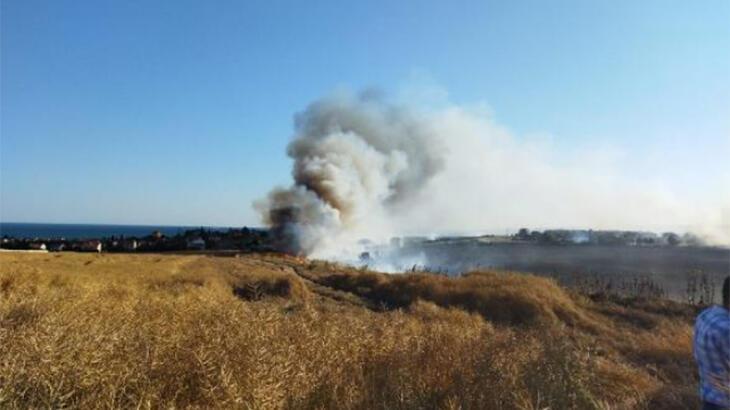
top-left (0, 222), bottom-right (239, 240)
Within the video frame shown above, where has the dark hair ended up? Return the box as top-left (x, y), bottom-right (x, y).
top-left (724, 276), bottom-right (730, 307)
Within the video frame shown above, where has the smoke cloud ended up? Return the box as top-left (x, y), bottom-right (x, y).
top-left (256, 89), bottom-right (729, 259)
top-left (256, 91), bottom-right (445, 257)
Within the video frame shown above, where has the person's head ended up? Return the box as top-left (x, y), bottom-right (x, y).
top-left (723, 276), bottom-right (730, 308)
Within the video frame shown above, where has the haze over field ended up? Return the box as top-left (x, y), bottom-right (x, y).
top-left (257, 90), bottom-right (730, 259)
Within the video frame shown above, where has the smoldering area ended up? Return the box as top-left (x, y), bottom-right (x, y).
top-left (361, 239), bottom-right (730, 302)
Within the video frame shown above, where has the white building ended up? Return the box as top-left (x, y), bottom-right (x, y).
top-left (187, 237), bottom-right (206, 250)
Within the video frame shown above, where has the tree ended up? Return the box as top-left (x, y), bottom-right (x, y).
top-left (662, 232), bottom-right (680, 246)
top-left (516, 228), bottom-right (530, 240)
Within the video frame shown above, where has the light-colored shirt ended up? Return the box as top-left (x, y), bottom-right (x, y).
top-left (694, 305), bottom-right (730, 406)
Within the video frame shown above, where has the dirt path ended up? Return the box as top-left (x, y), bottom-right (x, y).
top-left (289, 265), bottom-right (381, 310)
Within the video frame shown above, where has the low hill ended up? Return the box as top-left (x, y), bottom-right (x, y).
top-left (0, 252), bottom-right (700, 409)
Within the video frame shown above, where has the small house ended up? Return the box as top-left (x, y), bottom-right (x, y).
top-left (48, 242), bottom-right (66, 252)
top-left (28, 242), bottom-right (47, 251)
top-left (186, 237), bottom-right (206, 250)
top-left (80, 240), bottom-right (102, 253)
top-left (122, 239), bottom-right (138, 251)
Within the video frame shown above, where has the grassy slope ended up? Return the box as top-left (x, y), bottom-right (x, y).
top-left (0, 252), bottom-right (699, 409)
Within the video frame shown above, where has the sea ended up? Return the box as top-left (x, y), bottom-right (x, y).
top-left (0, 222), bottom-right (241, 240)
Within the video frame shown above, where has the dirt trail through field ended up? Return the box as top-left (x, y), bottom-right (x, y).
top-left (290, 265), bottom-right (380, 309)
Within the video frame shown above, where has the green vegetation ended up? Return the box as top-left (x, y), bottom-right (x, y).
top-left (0, 253), bottom-right (699, 409)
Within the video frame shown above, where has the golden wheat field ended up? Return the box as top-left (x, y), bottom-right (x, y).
top-left (0, 252), bottom-right (699, 409)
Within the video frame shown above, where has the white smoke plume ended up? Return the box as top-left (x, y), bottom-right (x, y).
top-left (256, 89), bottom-right (729, 259)
top-left (255, 90), bottom-right (445, 257)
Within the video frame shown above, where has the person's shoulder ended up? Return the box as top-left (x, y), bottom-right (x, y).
top-left (697, 306), bottom-right (728, 325)
top-left (706, 306), bottom-right (730, 330)
top-left (718, 308), bottom-right (730, 326)
top-left (698, 306), bottom-right (719, 319)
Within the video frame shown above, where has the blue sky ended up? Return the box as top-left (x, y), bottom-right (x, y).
top-left (2, 0), bottom-right (729, 226)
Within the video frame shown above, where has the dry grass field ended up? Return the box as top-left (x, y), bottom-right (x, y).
top-left (0, 252), bottom-right (700, 409)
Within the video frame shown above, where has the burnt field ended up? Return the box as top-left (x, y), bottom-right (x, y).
top-left (386, 242), bottom-right (730, 301)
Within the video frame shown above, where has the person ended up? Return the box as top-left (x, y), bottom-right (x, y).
top-left (694, 276), bottom-right (730, 410)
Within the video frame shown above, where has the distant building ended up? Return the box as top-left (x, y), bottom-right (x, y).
top-left (122, 239), bottom-right (138, 251)
top-left (28, 242), bottom-right (47, 251)
top-left (80, 240), bottom-right (102, 253)
top-left (186, 237), bottom-right (206, 250)
top-left (570, 230), bottom-right (591, 244)
top-left (109, 238), bottom-right (137, 252)
top-left (48, 242), bottom-right (66, 252)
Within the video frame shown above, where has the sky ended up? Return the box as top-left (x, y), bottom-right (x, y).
top-left (1, 0), bottom-right (729, 227)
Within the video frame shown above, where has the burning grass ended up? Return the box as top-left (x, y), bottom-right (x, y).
top-left (0, 252), bottom-right (700, 409)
